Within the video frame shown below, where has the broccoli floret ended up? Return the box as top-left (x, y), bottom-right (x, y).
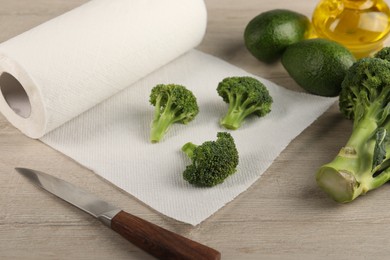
top-left (217, 76), bottom-right (273, 130)
top-left (149, 84), bottom-right (199, 143)
top-left (181, 132), bottom-right (239, 187)
top-left (316, 56), bottom-right (390, 203)
top-left (374, 46), bottom-right (390, 61)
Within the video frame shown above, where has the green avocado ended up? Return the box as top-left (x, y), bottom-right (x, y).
top-left (244, 9), bottom-right (310, 63)
top-left (281, 38), bottom-right (355, 97)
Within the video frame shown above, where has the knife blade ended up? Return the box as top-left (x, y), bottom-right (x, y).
top-left (16, 167), bottom-right (221, 260)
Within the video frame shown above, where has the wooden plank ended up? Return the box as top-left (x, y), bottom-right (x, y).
top-left (2, 0), bottom-right (390, 259)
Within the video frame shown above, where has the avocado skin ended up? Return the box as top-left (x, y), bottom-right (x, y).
top-left (244, 9), bottom-right (310, 63)
top-left (282, 38), bottom-right (355, 97)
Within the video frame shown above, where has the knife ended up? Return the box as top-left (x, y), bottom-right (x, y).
top-left (15, 167), bottom-right (221, 260)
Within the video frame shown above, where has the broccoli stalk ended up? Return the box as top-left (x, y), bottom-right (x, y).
top-left (182, 142), bottom-right (197, 159)
top-left (181, 132), bottom-right (239, 187)
top-left (149, 84), bottom-right (199, 143)
top-left (316, 56), bottom-right (390, 202)
top-left (217, 76), bottom-right (273, 130)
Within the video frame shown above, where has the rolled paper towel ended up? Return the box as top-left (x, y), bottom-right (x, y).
top-left (0, 0), bottom-right (207, 138)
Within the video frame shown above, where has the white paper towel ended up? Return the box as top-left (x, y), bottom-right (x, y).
top-left (0, 0), bottom-right (206, 138)
top-left (0, 0), bottom-right (336, 225)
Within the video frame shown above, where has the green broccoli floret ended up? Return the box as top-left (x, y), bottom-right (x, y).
top-left (149, 84), bottom-right (199, 143)
top-left (316, 56), bottom-right (390, 203)
top-left (374, 46), bottom-right (390, 61)
top-left (217, 76), bottom-right (273, 130)
top-left (181, 132), bottom-right (239, 187)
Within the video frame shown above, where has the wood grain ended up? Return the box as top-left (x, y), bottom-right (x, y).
top-left (111, 211), bottom-right (221, 260)
top-left (1, 0), bottom-right (390, 259)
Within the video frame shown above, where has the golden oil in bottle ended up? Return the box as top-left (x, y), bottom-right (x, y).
top-left (312, 0), bottom-right (390, 57)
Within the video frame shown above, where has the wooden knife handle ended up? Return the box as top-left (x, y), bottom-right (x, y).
top-left (111, 210), bottom-right (221, 260)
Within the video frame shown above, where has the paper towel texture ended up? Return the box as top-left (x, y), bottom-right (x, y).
top-left (41, 50), bottom-right (335, 225)
top-left (0, 0), bottom-right (206, 137)
top-left (0, 0), bottom-right (335, 225)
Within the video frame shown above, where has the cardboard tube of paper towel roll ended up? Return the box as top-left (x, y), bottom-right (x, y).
top-left (0, 0), bottom-right (207, 138)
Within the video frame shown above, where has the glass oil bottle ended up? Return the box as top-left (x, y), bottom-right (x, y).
top-left (312, 0), bottom-right (390, 57)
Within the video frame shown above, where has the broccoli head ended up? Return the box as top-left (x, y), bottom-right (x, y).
top-left (217, 76), bottom-right (273, 130)
top-left (181, 132), bottom-right (239, 187)
top-left (374, 46), bottom-right (390, 61)
top-left (149, 84), bottom-right (199, 143)
top-left (316, 56), bottom-right (390, 202)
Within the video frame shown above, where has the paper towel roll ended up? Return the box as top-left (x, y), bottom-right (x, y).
top-left (0, 0), bottom-right (207, 138)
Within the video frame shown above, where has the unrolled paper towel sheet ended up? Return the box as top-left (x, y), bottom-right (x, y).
top-left (0, 0), bottom-right (335, 225)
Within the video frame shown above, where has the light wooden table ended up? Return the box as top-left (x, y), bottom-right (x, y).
top-left (1, 0), bottom-right (390, 259)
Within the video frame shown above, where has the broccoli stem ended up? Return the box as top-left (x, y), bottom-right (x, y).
top-left (150, 95), bottom-right (190, 143)
top-left (181, 142), bottom-right (197, 159)
top-left (316, 114), bottom-right (390, 202)
top-left (220, 92), bottom-right (265, 129)
top-left (220, 109), bottom-right (246, 130)
top-left (150, 103), bottom-right (177, 143)
top-left (150, 116), bottom-right (173, 143)
top-left (220, 105), bottom-right (261, 130)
